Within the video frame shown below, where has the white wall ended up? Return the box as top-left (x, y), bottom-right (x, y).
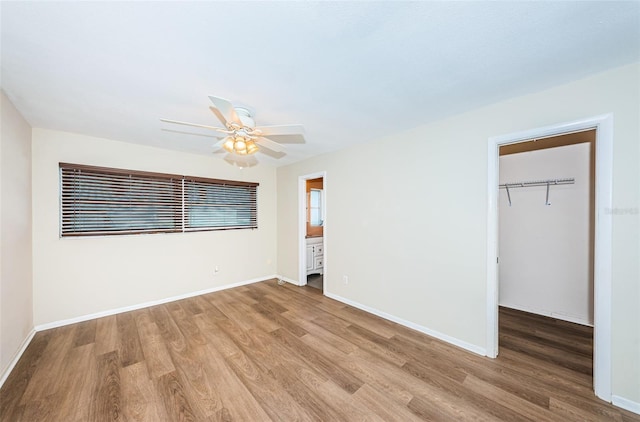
top-left (0, 91), bottom-right (33, 379)
top-left (277, 62), bottom-right (640, 404)
top-left (499, 143), bottom-right (592, 325)
top-left (32, 129), bottom-right (277, 326)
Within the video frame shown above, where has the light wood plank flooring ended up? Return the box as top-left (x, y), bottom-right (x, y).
top-left (1, 280), bottom-right (638, 421)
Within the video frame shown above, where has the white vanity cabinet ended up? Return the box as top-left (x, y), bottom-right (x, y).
top-left (306, 237), bottom-right (324, 275)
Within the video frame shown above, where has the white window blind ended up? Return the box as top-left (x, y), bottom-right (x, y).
top-left (60, 163), bottom-right (258, 237)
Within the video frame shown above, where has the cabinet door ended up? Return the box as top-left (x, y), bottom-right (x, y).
top-left (306, 246), bottom-right (314, 271)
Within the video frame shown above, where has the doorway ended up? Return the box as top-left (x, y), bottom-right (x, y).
top-left (298, 172), bottom-right (327, 292)
top-left (498, 130), bottom-right (596, 390)
top-left (486, 114), bottom-right (613, 401)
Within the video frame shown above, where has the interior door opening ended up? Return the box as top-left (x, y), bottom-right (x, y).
top-left (498, 130), bottom-right (596, 389)
top-left (298, 172), bottom-right (326, 292)
top-left (486, 114), bottom-right (613, 401)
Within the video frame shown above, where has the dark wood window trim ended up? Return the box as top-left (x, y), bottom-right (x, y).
top-left (59, 163), bottom-right (258, 237)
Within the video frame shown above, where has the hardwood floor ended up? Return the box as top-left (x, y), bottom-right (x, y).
top-left (1, 280), bottom-right (638, 421)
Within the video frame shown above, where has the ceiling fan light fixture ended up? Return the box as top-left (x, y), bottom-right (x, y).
top-left (246, 140), bottom-right (259, 155)
top-left (162, 95), bottom-right (306, 165)
top-left (234, 138), bottom-right (247, 152)
top-left (224, 154), bottom-right (258, 169)
top-left (222, 135), bottom-right (260, 156)
top-left (222, 137), bottom-right (235, 153)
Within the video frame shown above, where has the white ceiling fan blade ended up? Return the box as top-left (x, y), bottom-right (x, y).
top-left (260, 133), bottom-right (306, 144)
top-left (255, 124), bottom-right (305, 137)
top-left (209, 106), bottom-right (229, 127)
top-left (211, 139), bottom-right (227, 154)
top-left (161, 128), bottom-right (226, 139)
top-left (160, 118), bottom-right (225, 132)
top-left (255, 136), bottom-right (285, 153)
top-left (208, 96), bottom-right (241, 126)
top-left (258, 147), bottom-right (286, 159)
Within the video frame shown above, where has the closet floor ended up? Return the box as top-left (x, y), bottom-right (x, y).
top-left (499, 306), bottom-right (593, 377)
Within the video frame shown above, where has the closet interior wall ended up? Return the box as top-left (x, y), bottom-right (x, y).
top-left (498, 130), bottom-right (595, 326)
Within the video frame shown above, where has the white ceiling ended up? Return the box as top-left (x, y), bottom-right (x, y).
top-left (2, 1), bottom-right (639, 167)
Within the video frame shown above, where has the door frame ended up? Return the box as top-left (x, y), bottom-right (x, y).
top-left (298, 171), bottom-right (327, 288)
top-left (486, 114), bottom-right (613, 401)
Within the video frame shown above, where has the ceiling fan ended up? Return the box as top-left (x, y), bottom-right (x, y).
top-left (161, 96), bottom-right (306, 167)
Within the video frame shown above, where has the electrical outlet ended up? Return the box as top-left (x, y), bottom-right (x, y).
top-left (214, 266), bottom-right (220, 275)
top-left (343, 275), bottom-right (349, 285)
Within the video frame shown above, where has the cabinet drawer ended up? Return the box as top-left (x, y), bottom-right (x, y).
top-left (314, 245), bottom-right (324, 256)
top-left (314, 257), bottom-right (323, 269)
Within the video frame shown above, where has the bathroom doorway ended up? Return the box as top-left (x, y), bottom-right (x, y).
top-left (298, 172), bottom-right (326, 292)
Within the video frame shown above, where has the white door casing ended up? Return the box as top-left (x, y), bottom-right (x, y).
top-left (486, 114), bottom-right (613, 401)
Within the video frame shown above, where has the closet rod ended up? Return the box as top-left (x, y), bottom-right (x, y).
top-left (499, 178), bottom-right (574, 189)
top-left (499, 178), bottom-right (575, 207)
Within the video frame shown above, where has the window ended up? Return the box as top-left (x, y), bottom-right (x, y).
top-left (60, 163), bottom-right (258, 237)
top-left (309, 188), bottom-right (323, 226)
top-left (184, 177), bottom-right (257, 230)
